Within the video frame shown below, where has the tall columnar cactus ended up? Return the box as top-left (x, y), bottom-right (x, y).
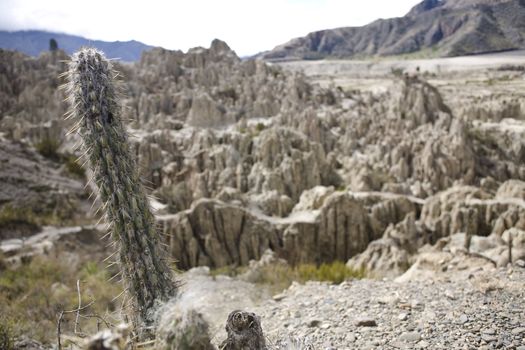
top-left (66, 48), bottom-right (176, 331)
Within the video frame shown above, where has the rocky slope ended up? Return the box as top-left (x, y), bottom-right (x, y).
top-left (0, 138), bottom-right (85, 240)
top-left (259, 0), bottom-right (525, 60)
top-left (253, 265), bottom-right (525, 349)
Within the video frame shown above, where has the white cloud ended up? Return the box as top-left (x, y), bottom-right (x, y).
top-left (0, 0), bottom-right (421, 56)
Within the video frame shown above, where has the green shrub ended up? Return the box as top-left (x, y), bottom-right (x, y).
top-left (0, 320), bottom-right (15, 350)
top-left (297, 261), bottom-right (364, 284)
top-left (65, 154), bottom-right (85, 178)
top-left (212, 261), bottom-right (366, 294)
top-left (210, 265), bottom-right (247, 278)
top-left (255, 122), bottom-right (266, 132)
top-left (391, 67), bottom-right (404, 77)
top-left (0, 204), bottom-right (62, 229)
top-left (264, 261), bottom-right (365, 293)
top-left (35, 137), bottom-right (61, 160)
top-left (0, 252), bottom-right (6, 271)
top-left (0, 205), bottom-right (38, 227)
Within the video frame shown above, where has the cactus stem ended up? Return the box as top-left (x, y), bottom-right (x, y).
top-left (102, 251), bottom-right (118, 263)
top-left (100, 230), bottom-right (112, 240)
top-left (67, 47), bottom-right (177, 335)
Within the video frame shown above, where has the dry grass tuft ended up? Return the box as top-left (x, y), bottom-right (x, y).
top-left (213, 261), bottom-right (366, 294)
top-left (0, 255), bottom-right (121, 345)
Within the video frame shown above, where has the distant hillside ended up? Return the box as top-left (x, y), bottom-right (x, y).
top-left (0, 30), bottom-right (154, 61)
top-left (259, 0), bottom-right (525, 60)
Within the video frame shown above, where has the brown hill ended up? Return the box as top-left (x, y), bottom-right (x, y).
top-left (259, 0), bottom-right (525, 60)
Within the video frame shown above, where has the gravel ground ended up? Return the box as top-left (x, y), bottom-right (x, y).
top-left (255, 267), bottom-right (525, 349)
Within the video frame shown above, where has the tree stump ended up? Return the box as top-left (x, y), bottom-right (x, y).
top-left (220, 310), bottom-right (266, 350)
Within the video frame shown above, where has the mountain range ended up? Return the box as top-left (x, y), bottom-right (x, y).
top-left (2, 0), bottom-right (525, 62)
top-left (0, 30), bottom-right (153, 61)
top-left (259, 0), bottom-right (525, 60)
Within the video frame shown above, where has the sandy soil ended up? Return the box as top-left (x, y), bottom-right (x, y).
top-left (277, 50), bottom-right (525, 78)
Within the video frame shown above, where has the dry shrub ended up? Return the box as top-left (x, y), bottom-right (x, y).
top-left (0, 256), bottom-right (121, 345)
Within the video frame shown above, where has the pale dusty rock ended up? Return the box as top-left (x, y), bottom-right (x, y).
top-left (392, 76), bottom-right (451, 126)
top-left (158, 199), bottom-right (281, 269)
top-left (419, 186), bottom-right (495, 239)
top-left (155, 303), bottom-right (214, 350)
top-left (470, 118), bottom-right (525, 182)
top-left (159, 189), bottom-right (422, 269)
top-left (355, 318), bottom-right (377, 327)
top-left (496, 179), bottom-right (525, 200)
top-left (240, 249), bottom-right (289, 283)
top-left (292, 186), bottom-right (335, 212)
top-left (248, 191), bottom-right (294, 217)
top-left (215, 186), bottom-right (245, 204)
top-left (248, 127), bottom-right (332, 202)
top-left (350, 180), bottom-right (525, 278)
top-left (186, 92), bottom-right (233, 128)
top-left (347, 229), bottom-right (413, 278)
top-left (137, 141), bottom-right (164, 188)
top-left (283, 192), bottom-right (376, 264)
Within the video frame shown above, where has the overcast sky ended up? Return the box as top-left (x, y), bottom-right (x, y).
top-left (0, 0), bottom-right (421, 56)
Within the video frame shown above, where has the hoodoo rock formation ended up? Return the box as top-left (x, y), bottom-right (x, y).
top-left (1, 36), bottom-right (524, 280)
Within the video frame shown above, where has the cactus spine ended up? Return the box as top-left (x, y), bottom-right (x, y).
top-left (66, 48), bottom-right (176, 331)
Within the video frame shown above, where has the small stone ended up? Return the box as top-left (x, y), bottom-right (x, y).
top-left (512, 327), bottom-right (525, 335)
top-left (307, 319), bottom-right (321, 327)
top-left (399, 331), bottom-right (421, 342)
top-left (399, 303), bottom-right (412, 310)
top-left (481, 334), bottom-right (497, 342)
top-left (411, 299), bottom-right (424, 308)
top-left (320, 323), bottom-right (331, 330)
top-left (378, 295), bottom-right (399, 305)
top-left (272, 293), bottom-right (286, 301)
top-left (445, 290), bottom-right (456, 300)
top-left (417, 340), bottom-right (430, 348)
top-left (355, 318), bottom-right (377, 327)
top-left (482, 328), bottom-right (496, 335)
top-left (398, 313), bottom-right (409, 321)
top-left (388, 341), bottom-right (406, 349)
top-left (458, 314), bottom-right (469, 324)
